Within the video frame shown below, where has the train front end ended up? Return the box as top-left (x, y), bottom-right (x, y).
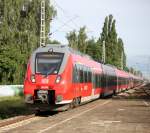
top-left (24, 45), bottom-right (72, 110)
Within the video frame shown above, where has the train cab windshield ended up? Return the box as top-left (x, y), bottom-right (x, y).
top-left (35, 53), bottom-right (64, 75)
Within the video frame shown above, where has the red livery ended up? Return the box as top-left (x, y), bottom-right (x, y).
top-left (24, 45), bottom-right (143, 110)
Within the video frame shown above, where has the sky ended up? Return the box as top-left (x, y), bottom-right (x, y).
top-left (50, 0), bottom-right (150, 59)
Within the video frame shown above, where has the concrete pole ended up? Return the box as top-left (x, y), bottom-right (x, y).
top-left (121, 52), bottom-right (123, 70)
top-left (102, 41), bottom-right (106, 63)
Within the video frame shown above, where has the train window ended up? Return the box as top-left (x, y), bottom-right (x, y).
top-left (88, 71), bottom-right (92, 82)
top-left (97, 74), bottom-right (100, 88)
top-left (99, 75), bottom-right (101, 87)
top-left (86, 67), bottom-right (90, 83)
top-left (72, 65), bottom-right (79, 83)
top-left (83, 66), bottom-right (86, 83)
top-left (118, 77), bottom-right (121, 85)
top-left (84, 70), bottom-right (88, 83)
top-left (113, 76), bottom-right (117, 86)
top-left (96, 75), bottom-right (98, 88)
top-left (96, 74), bottom-right (99, 88)
top-left (95, 75), bottom-right (97, 88)
top-left (79, 69), bottom-right (84, 83)
top-left (107, 75), bottom-right (109, 87)
top-left (72, 66), bottom-right (76, 83)
top-left (111, 76), bottom-right (113, 86)
top-left (104, 74), bottom-right (107, 87)
top-left (94, 74), bottom-right (101, 88)
top-left (121, 77), bottom-right (123, 85)
top-left (101, 74), bottom-right (105, 87)
top-left (93, 74), bottom-right (96, 88)
top-left (36, 53), bottom-right (64, 75)
top-left (120, 77), bottom-right (122, 85)
top-left (76, 65), bottom-right (80, 83)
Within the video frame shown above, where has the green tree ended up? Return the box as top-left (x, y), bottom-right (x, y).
top-left (66, 15), bottom-right (127, 70)
top-left (100, 17), bottom-right (108, 42)
top-left (86, 38), bottom-right (101, 61)
top-left (66, 30), bottom-right (78, 50)
top-left (66, 26), bottom-right (88, 53)
top-left (0, 0), bottom-right (56, 84)
top-left (78, 26), bottom-right (87, 53)
top-left (98, 14), bottom-right (127, 70)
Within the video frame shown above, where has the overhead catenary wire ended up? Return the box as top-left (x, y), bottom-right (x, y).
top-left (52, 0), bottom-right (80, 28)
top-left (51, 0), bottom-right (96, 40)
top-left (52, 0), bottom-right (94, 34)
top-left (50, 16), bottom-right (79, 35)
top-left (53, 17), bottom-right (94, 34)
top-left (55, 17), bottom-right (78, 30)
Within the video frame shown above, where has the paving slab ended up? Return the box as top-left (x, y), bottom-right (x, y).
top-left (1, 85), bottom-right (150, 133)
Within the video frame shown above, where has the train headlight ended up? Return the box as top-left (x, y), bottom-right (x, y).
top-left (31, 75), bottom-right (36, 83)
top-left (55, 75), bottom-right (61, 84)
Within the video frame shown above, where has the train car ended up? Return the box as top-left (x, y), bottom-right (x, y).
top-left (71, 53), bottom-right (103, 103)
top-left (129, 73), bottom-right (142, 88)
top-left (115, 69), bottom-right (130, 93)
top-left (24, 44), bottom-right (143, 111)
top-left (132, 75), bottom-right (143, 87)
top-left (128, 73), bottom-right (134, 89)
top-left (24, 44), bottom-right (104, 110)
top-left (100, 65), bottom-right (117, 97)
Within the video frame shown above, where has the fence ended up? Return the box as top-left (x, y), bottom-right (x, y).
top-left (0, 85), bottom-right (23, 97)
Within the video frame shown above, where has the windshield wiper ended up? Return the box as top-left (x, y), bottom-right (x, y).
top-left (44, 67), bottom-right (56, 77)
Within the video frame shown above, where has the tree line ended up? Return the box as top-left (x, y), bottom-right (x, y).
top-left (0, 0), bottom-right (56, 84)
top-left (0, 0), bottom-right (142, 85)
top-left (66, 15), bottom-right (142, 77)
top-left (67, 15), bottom-right (126, 69)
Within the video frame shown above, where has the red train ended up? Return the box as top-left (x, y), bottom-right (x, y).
top-left (24, 45), bottom-right (143, 110)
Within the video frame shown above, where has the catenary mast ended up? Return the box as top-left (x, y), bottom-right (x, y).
top-left (40, 0), bottom-right (46, 47)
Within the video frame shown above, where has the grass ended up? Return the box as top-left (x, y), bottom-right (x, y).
top-left (0, 96), bottom-right (34, 120)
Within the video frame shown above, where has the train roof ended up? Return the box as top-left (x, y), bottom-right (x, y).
top-left (71, 53), bottom-right (103, 73)
top-left (115, 69), bottom-right (129, 78)
top-left (34, 44), bottom-right (92, 59)
top-left (33, 44), bottom-right (69, 54)
top-left (30, 44), bottom-right (71, 74)
top-left (30, 44), bottom-right (103, 74)
top-left (101, 64), bottom-right (116, 76)
top-left (36, 44), bottom-right (102, 71)
top-left (31, 44), bottom-right (142, 79)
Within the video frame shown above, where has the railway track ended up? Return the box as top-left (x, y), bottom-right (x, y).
top-left (0, 114), bottom-right (35, 128)
top-left (0, 110), bottom-right (60, 131)
top-left (0, 84), bottom-right (149, 132)
top-left (143, 83), bottom-right (150, 96)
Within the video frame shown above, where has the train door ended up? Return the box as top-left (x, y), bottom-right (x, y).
top-left (105, 73), bottom-right (109, 95)
top-left (91, 71), bottom-right (95, 99)
top-left (73, 64), bottom-right (79, 99)
top-left (116, 75), bottom-right (119, 93)
top-left (72, 64), bottom-right (82, 106)
top-left (101, 72), bottom-right (107, 97)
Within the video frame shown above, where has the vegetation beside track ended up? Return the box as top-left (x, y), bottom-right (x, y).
top-left (0, 1), bottom-right (143, 86)
top-left (0, 96), bottom-right (33, 120)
